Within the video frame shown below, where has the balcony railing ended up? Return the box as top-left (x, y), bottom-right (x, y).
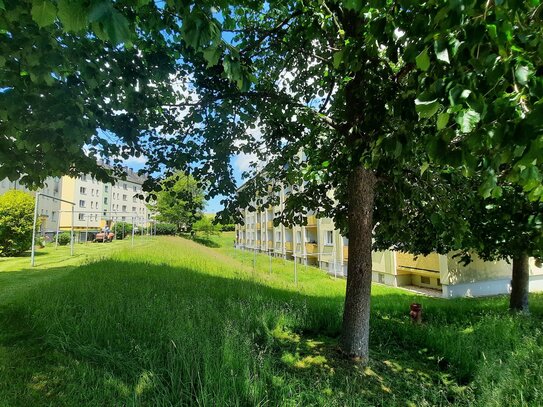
top-left (306, 215), bottom-right (317, 227)
top-left (285, 241), bottom-right (293, 251)
top-left (267, 220), bottom-right (273, 229)
top-left (305, 243), bottom-right (318, 254)
top-left (343, 246), bottom-right (349, 260)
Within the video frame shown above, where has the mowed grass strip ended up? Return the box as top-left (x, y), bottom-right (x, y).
top-left (0, 234), bottom-right (542, 406)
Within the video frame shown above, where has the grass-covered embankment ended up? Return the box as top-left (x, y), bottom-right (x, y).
top-left (0, 234), bottom-right (542, 406)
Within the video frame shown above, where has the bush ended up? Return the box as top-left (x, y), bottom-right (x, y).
top-left (112, 222), bottom-right (133, 240)
top-left (0, 190), bottom-right (36, 256)
top-left (155, 223), bottom-right (177, 235)
top-left (57, 232), bottom-right (71, 246)
top-left (221, 224), bottom-right (235, 232)
top-left (193, 216), bottom-right (221, 238)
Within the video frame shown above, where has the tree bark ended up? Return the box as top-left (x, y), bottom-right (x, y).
top-left (510, 254), bottom-right (530, 312)
top-left (340, 166), bottom-right (376, 362)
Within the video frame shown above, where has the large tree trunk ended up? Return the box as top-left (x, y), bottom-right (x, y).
top-left (510, 254), bottom-right (530, 312)
top-left (340, 166), bottom-right (376, 362)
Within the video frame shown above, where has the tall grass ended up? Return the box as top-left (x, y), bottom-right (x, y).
top-left (0, 235), bottom-right (541, 406)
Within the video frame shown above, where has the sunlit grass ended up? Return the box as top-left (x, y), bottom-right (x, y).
top-left (0, 233), bottom-right (541, 406)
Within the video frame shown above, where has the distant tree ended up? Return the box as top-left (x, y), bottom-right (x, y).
top-left (154, 172), bottom-right (205, 232)
top-left (193, 216), bottom-right (221, 239)
top-left (112, 221), bottom-right (132, 240)
top-left (0, 190), bottom-right (36, 256)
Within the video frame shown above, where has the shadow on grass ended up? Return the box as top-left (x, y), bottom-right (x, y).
top-left (2, 257), bottom-right (542, 405)
top-left (191, 236), bottom-right (220, 248)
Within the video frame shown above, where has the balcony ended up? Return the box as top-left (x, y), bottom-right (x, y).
top-left (305, 243), bottom-right (318, 254)
top-left (343, 246), bottom-right (349, 260)
top-left (256, 240), bottom-right (261, 246)
top-left (256, 223), bottom-right (261, 230)
top-left (396, 252), bottom-right (440, 273)
top-left (285, 241), bottom-right (293, 251)
top-left (306, 215), bottom-right (317, 227)
top-left (267, 220), bottom-right (274, 229)
top-left (268, 240), bottom-right (273, 250)
top-left (275, 241), bottom-right (283, 250)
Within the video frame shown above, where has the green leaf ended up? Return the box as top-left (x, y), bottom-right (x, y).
top-left (415, 49), bottom-right (430, 71)
top-left (333, 50), bottom-right (343, 69)
top-left (88, 1), bottom-right (111, 22)
top-left (58, 0), bottom-right (88, 32)
top-left (434, 40), bottom-right (449, 63)
top-left (437, 112), bottom-right (449, 130)
top-left (31, 0), bottom-right (57, 27)
top-left (456, 109), bottom-right (480, 133)
top-left (0, 0), bottom-right (5, 11)
top-left (420, 162), bottom-right (430, 175)
top-left (202, 46), bottom-right (221, 68)
top-left (104, 9), bottom-right (131, 45)
top-left (415, 98), bottom-right (439, 118)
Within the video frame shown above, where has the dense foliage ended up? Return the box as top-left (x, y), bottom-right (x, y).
top-left (0, 190), bottom-right (36, 256)
top-left (57, 232), bottom-right (71, 246)
top-left (155, 222), bottom-right (177, 235)
top-left (193, 216), bottom-right (221, 238)
top-left (112, 221), bottom-right (132, 240)
top-left (153, 172), bottom-right (205, 232)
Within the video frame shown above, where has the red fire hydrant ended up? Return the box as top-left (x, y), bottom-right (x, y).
top-left (410, 303), bottom-right (422, 324)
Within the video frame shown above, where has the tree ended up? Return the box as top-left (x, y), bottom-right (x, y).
top-left (374, 168), bottom-right (543, 312)
top-left (406, 0), bottom-right (543, 311)
top-left (0, 0), bottom-right (177, 187)
top-left (0, 190), bottom-right (36, 256)
top-left (153, 172), bottom-right (205, 232)
top-left (193, 216), bottom-right (221, 239)
top-left (2, 0), bottom-right (541, 361)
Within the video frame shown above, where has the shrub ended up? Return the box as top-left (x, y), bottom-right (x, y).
top-left (0, 190), bottom-right (36, 256)
top-left (193, 216), bottom-right (221, 238)
top-left (221, 224), bottom-right (235, 232)
top-left (57, 232), bottom-right (71, 246)
top-left (155, 223), bottom-right (177, 235)
top-left (112, 222), bottom-right (133, 240)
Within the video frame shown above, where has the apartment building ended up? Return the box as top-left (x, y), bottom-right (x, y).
top-left (58, 169), bottom-right (151, 240)
top-left (236, 183), bottom-right (543, 299)
top-left (1, 167), bottom-right (153, 242)
top-left (0, 177), bottom-right (62, 234)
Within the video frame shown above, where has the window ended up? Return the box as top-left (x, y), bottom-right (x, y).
top-left (325, 231), bottom-right (333, 245)
top-left (80, 175), bottom-right (87, 181)
top-left (104, 197), bottom-right (108, 204)
top-left (296, 231), bottom-right (302, 243)
top-left (133, 196), bottom-right (137, 203)
top-left (122, 194), bottom-right (127, 201)
top-left (276, 231), bottom-right (281, 241)
top-left (79, 200), bottom-right (85, 208)
top-left (420, 276), bottom-right (431, 285)
top-left (378, 273), bottom-right (385, 284)
top-left (133, 186), bottom-right (137, 192)
top-left (51, 211), bottom-right (56, 221)
top-left (78, 213), bottom-right (85, 220)
top-left (90, 202), bottom-right (94, 209)
top-left (79, 187), bottom-right (86, 195)
top-left (132, 207), bottom-right (136, 212)
top-left (122, 205), bottom-right (127, 212)
top-left (104, 185), bottom-right (109, 192)
top-left (123, 183), bottom-right (127, 190)
top-left (122, 216), bottom-right (126, 221)
top-left (91, 189), bottom-right (94, 196)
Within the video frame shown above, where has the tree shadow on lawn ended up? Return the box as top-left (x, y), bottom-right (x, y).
top-left (1, 259), bottom-right (513, 405)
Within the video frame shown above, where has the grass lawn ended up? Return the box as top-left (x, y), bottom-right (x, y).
top-left (0, 233), bottom-right (542, 406)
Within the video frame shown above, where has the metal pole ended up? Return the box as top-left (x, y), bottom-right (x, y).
top-left (55, 228), bottom-right (59, 248)
top-left (294, 253), bottom-right (298, 286)
top-left (131, 217), bottom-right (135, 247)
top-left (253, 246), bottom-right (256, 271)
top-left (30, 193), bottom-right (40, 267)
top-left (70, 206), bottom-right (74, 256)
top-left (269, 249), bottom-right (272, 275)
top-left (85, 217), bottom-right (89, 244)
